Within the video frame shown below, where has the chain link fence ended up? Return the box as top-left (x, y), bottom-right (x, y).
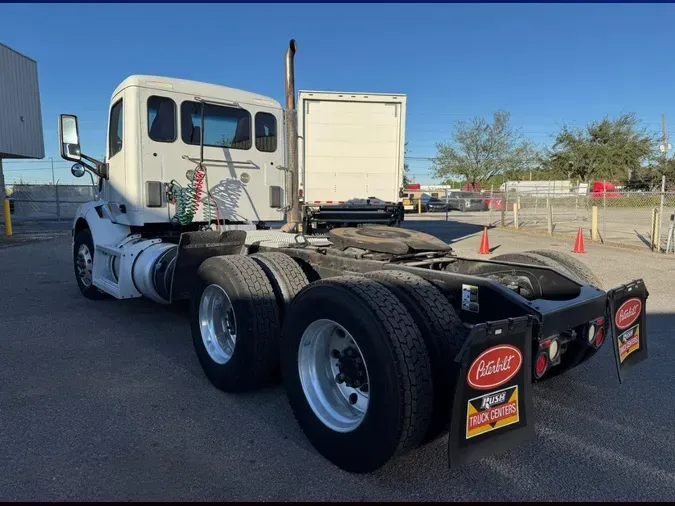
top-left (496, 189), bottom-right (675, 253)
top-left (5, 183), bottom-right (97, 224)
top-left (5, 181), bottom-right (675, 253)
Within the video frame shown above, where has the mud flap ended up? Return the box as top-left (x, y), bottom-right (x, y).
top-left (447, 316), bottom-right (536, 470)
top-left (169, 230), bottom-right (247, 302)
top-left (607, 278), bottom-right (649, 384)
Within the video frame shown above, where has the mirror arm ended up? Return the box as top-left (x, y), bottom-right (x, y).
top-left (81, 153), bottom-right (103, 166)
top-left (80, 154), bottom-right (109, 179)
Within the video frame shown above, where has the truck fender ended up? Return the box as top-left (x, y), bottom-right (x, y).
top-left (71, 200), bottom-right (131, 257)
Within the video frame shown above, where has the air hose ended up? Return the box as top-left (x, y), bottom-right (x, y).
top-left (170, 163), bottom-right (218, 227)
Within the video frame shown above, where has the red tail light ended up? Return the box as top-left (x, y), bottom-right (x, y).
top-left (595, 328), bottom-right (605, 346)
top-left (535, 353), bottom-right (548, 378)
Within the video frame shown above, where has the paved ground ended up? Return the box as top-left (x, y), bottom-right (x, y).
top-left (1, 221), bottom-right (674, 501)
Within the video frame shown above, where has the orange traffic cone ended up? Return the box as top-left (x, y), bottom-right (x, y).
top-left (572, 227), bottom-right (585, 253)
top-left (478, 227), bottom-right (490, 254)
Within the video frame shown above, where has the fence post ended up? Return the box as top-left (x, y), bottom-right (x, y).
top-left (55, 184), bottom-right (61, 222)
top-left (513, 203), bottom-right (519, 229)
top-left (500, 199), bottom-right (506, 227)
top-left (488, 184), bottom-right (494, 226)
top-left (3, 198), bottom-right (12, 238)
top-left (591, 206), bottom-right (598, 241)
top-left (651, 208), bottom-right (659, 251)
top-left (547, 197), bottom-right (553, 235)
top-left (603, 181), bottom-right (607, 241)
top-left (657, 175), bottom-right (666, 252)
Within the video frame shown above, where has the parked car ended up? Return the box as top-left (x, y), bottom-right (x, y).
top-left (483, 193), bottom-right (504, 210)
top-left (446, 192), bottom-right (488, 212)
top-left (425, 196), bottom-right (450, 212)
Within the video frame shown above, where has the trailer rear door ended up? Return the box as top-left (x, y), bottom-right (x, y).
top-left (298, 92), bottom-right (406, 204)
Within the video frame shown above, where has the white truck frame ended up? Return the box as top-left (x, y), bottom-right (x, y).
top-left (58, 39), bottom-right (649, 475)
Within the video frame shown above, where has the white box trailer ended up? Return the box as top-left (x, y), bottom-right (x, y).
top-left (297, 91), bottom-right (406, 204)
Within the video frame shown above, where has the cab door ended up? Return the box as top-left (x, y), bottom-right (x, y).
top-left (251, 106), bottom-right (286, 222)
top-left (103, 95), bottom-right (127, 218)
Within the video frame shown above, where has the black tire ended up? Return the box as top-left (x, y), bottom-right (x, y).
top-left (280, 275), bottom-right (433, 473)
top-left (365, 269), bottom-right (468, 445)
top-left (73, 228), bottom-right (109, 300)
top-left (525, 250), bottom-right (602, 288)
top-left (250, 252), bottom-right (309, 321)
top-left (190, 255), bottom-right (281, 393)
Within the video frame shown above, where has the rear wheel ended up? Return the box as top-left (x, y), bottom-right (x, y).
top-left (365, 269), bottom-right (468, 444)
top-left (250, 252), bottom-right (309, 321)
top-left (479, 251), bottom-right (580, 283)
top-left (525, 250), bottom-right (602, 288)
top-left (190, 255), bottom-right (281, 392)
top-left (280, 275), bottom-right (433, 473)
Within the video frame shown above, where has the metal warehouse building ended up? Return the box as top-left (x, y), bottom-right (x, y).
top-left (0, 42), bottom-right (45, 199)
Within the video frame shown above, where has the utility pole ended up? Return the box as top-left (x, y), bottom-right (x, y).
top-left (661, 114), bottom-right (670, 168)
top-left (657, 114), bottom-right (671, 252)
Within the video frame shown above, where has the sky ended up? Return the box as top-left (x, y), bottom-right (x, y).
top-left (2, 2), bottom-right (675, 186)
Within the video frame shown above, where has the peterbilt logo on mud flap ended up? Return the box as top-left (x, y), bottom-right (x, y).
top-left (615, 298), bottom-right (642, 329)
top-left (466, 345), bottom-right (523, 390)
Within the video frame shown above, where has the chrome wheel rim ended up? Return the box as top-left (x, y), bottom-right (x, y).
top-left (76, 244), bottom-right (93, 287)
top-left (199, 284), bottom-right (237, 364)
top-left (298, 319), bottom-right (370, 433)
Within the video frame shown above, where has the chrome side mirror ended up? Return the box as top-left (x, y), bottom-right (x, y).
top-left (59, 114), bottom-right (81, 162)
top-left (71, 163), bottom-right (86, 178)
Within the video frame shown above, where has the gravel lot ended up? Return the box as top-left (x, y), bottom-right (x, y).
top-left (1, 221), bottom-right (673, 501)
top-left (409, 207), bottom-right (675, 251)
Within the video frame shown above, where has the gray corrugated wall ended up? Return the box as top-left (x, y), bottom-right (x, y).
top-left (0, 43), bottom-right (45, 159)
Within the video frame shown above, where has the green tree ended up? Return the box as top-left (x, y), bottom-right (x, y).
top-left (430, 110), bottom-right (538, 187)
top-left (543, 113), bottom-right (657, 183)
top-left (402, 141), bottom-right (411, 187)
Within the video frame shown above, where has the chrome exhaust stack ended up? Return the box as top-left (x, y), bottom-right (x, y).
top-left (285, 39), bottom-right (297, 111)
top-left (281, 39), bottom-right (302, 233)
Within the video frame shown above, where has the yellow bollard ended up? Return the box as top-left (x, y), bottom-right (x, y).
top-left (3, 198), bottom-right (12, 238)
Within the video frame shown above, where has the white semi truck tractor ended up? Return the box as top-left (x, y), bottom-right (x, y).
top-left (59, 39), bottom-right (650, 474)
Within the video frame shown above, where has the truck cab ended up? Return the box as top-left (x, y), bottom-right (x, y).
top-left (61, 75), bottom-right (288, 228)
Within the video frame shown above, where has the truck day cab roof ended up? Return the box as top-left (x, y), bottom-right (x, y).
top-left (110, 74), bottom-right (283, 109)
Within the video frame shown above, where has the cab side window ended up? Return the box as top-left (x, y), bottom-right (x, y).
top-left (109, 99), bottom-right (123, 158)
top-left (148, 96), bottom-right (176, 143)
top-left (255, 112), bottom-right (277, 153)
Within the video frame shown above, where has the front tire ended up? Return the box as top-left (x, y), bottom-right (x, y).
top-left (190, 255), bottom-right (281, 393)
top-left (280, 276), bottom-right (433, 473)
top-left (73, 228), bottom-right (109, 300)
